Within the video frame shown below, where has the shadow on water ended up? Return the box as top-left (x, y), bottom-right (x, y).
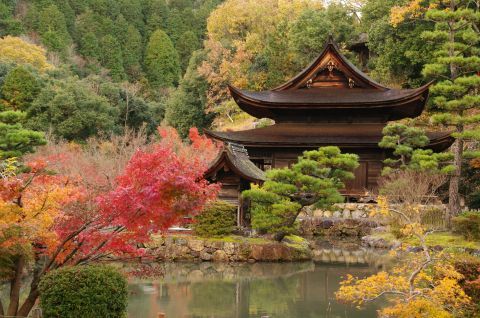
top-left (127, 241), bottom-right (388, 318)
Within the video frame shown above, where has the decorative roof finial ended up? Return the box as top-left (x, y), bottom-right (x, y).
top-left (327, 34), bottom-right (335, 44)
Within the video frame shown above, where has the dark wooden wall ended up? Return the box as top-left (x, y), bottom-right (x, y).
top-left (247, 146), bottom-right (384, 196)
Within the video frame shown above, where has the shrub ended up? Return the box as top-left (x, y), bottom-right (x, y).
top-left (454, 255), bottom-right (480, 314)
top-left (193, 200), bottom-right (236, 237)
top-left (452, 211), bottom-right (480, 241)
top-left (39, 265), bottom-right (128, 318)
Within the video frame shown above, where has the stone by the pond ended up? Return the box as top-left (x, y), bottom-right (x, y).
top-left (212, 250), bottom-right (229, 262)
top-left (188, 239), bottom-right (205, 252)
top-left (224, 242), bottom-right (236, 255)
top-left (200, 251), bottom-right (212, 261)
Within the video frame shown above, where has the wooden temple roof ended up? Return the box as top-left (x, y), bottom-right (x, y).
top-left (205, 143), bottom-right (265, 183)
top-left (206, 123), bottom-right (453, 152)
top-left (229, 36), bottom-right (430, 122)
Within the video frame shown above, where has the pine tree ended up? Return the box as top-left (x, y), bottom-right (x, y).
top-left (243, 146), bottom-right (359, 241)
top-left (379, 123), bottom-right (453, 174)
top-left (420, 0), bottom-right (480, 223)
top-left (99, 35), bottom-right (125, 82)
top-left (144, 29), bottom-right (180, 88)
top-left (0, 110), bottom-right (46, 159)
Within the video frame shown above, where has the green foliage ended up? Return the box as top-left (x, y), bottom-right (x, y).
top-left (193, 200), bottom-right (237, 237)
top-left (145, 30), bottom-right (180, 88)
top-left (176, 30), bottom-right (199, 73)
top-left (165, 50), bottom-right (213, 138)
top-left (37, 4), bottom-right (71, 55)
top-left (1, 66), bottom-right (40, 111)
top-left (361, 0), bottom-right (435, 86)
top-left (0, 110), bottom-right (46, 159)
top-left (379, 123), bottom-right (453, 174)
top-left (39, 265), bottom-right (128, 318)
top-left (452, 211), bottom-right (480, 241)
top-left (243, 146), bottom-right (359, 240)
top-left (26, 77), bottom-right (117, 140)
top-left (99, 35), bottom-right (125, 82)
top-left (419, 0), bottom-right (480, 215)
top-left (289, 4), bottom-right (358, 68)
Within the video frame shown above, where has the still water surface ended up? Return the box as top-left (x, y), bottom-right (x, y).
top-left (127, 247), bottom-right (386, 318)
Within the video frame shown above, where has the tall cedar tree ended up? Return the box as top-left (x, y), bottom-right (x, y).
top-left (418, 0), bottom-right (480, 222)
top-left (165, 50), bottom-right (213, 138)
top-left (243, 146), bottom-right (359, 241)
top-left (37, 4), bottom-right (71, 56)
top-left (99, 35), bottom-right (125, 82)
top-left (145, 29), bottom-right (180, 88)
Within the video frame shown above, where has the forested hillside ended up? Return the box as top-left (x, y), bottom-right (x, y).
top-left (0, 0), bottom-right (446, 139)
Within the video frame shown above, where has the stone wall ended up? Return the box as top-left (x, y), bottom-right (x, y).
top-left (305, 203), bottom-right (447, 220)
top-left (145, 235), bottom-right (311, 262)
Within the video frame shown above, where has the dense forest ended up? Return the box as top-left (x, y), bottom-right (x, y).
top-left (0, 0), bottom-right (460, 140)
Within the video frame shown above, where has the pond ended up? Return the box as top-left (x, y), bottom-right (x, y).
top-left (127, 243), bottom-right (387, 318)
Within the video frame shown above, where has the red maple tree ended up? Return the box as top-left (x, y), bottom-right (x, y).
top-left (0, 127), bottom-right (219, 316)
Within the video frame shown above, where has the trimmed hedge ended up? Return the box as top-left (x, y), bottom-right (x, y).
top-left (193, 200), bottom-right (237, 237)
top-left (39, 265), bottom-right (128, 318)
top-left (452, 211), bottom-right (480, 241)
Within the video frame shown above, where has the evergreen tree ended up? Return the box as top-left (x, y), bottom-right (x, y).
top-left (99, 35), bottom-right (125, 82)
top-left (165, 51), bottom-right (213, 138)
top-left (1, 66), bottom-right (40, 111)
top-left (145, 0), bottom-right (169, 36)
top-left (0, 110), bottom-right (46, 159)
top-left (175, 30), bottom-right (199, 73)
top-left (378, 123), bottom-right (453, 174)
top-left (37, 4), bottom-right (71, 55)
top-left (419, 0), bottom-right (480, 222)
top-left (243, 146), bottom-right (359, 241)
top-left (121, 25), bottom-right (142, 79)
top-left (26, 78), bottom-right (117, 140)
top-left (144, 29), bottom-right (180, 88)
top-left (0, 3), bottom-right (24, 37)
top-left (79, 31), bottom-right (101, 60)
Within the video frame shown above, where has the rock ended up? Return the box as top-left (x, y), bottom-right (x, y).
top-left (176, 238), bottom-right (188, 246)
top-left (333, 211), bottom-right (342, 218)
top-left (343, 210), bottom-right (351, 218)
top-left (224, 242), bottom-right (236, 255)
top-left (319, 219), bottom-right (334, 229)
top-left (323, 210), bottom-right (332, 218)
top-left (352, 210), bottom-right (363, 219)
top-left (250, 245), bottom-right (265, 261)
top-left (212, 250), bottom-right (229, 262)
top-left (188, 239), bottom-right (205, 252)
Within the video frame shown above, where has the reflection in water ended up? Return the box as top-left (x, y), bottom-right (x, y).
top-left (128, 259), bottom-right (383, 318)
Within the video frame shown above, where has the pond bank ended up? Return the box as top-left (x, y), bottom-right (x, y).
top-left (144, 234), bottom-right (312, 262)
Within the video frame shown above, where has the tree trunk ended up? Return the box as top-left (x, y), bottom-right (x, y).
top-left (17, 288), bottom-right (39, 317)
top-left (17, 255), bottom-right (44, 317)
top-left (7, 255), bottom-right (25, 316)
top-left (447, 137), bottom-right (463, 227)
top-left (0, 298), bottom-right (4, 316)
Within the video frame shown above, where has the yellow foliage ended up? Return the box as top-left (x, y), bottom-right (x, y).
top-left (390, 0), bottom-right (423, 26)
top-left (0, 36), bottom-right (53, 71)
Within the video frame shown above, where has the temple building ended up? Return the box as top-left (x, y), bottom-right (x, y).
top-left (206, 37), bottom-right (453, 202)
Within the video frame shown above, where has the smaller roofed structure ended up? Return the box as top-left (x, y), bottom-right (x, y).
top-left (205, 143), bottom-right (265, 226)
